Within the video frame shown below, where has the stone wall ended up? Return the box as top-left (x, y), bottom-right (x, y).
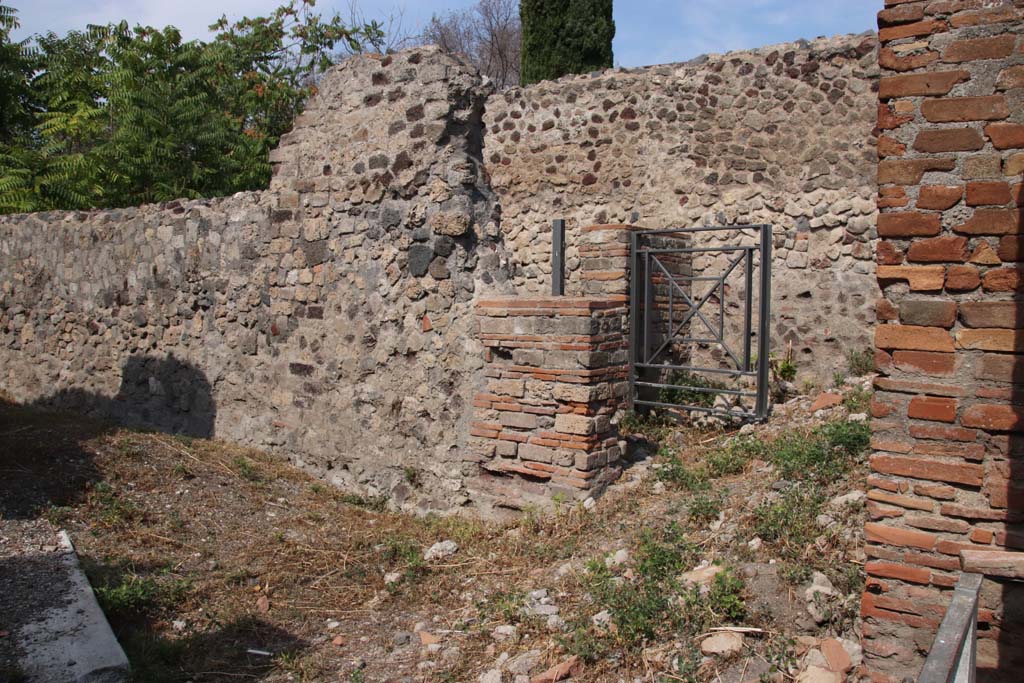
top-left (865, 1), bottom-right (1024, 681)
top-left (3, 32), bottom-right (893, 510)
top-left (0, 47), bottom-right (514, 513)
top-left (484, 33), bottom-right (881, 381)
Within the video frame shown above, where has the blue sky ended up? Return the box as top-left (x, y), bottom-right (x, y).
top-left (11, 0), bottom-right (880, 68)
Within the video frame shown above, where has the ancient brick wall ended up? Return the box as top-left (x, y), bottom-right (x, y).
top-left (865, 1), bottom-right (1024, 680)
top-left (484, 33), bottom-right (880, 381)
top-left (469, 296), bottom-right (628, 508)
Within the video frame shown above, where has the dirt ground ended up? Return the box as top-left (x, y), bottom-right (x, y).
top-left (0, 384), bottom-right (871, 683)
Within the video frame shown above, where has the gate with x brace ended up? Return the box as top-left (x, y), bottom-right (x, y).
top-left (627, 225), bottom-right (773, 422)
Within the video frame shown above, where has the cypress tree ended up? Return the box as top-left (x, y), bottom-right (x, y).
top-left (520, 0), bottom-right (614, 86)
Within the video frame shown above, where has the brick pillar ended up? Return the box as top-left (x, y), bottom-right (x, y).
top-left (468, 297), bottom-right (628, 509)
top-left (866, 2), bottom-right (1024, 681)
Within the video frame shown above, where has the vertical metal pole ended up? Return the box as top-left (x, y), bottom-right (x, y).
top-left (743, 248), bottom-right (754, 372)
top-left (755, 225), bottom-right (772, 420)
top-left (643, 251), bottom-right (652, 365)
top-left (551, 219), bottom-right (565, 296)
top-left (628, 231), bottom-right (639, 411)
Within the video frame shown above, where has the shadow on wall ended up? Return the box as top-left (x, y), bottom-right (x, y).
top-left (985, 194), bottom-right (1024, 681)
top-left (0, 353), bottom-right (214, 520)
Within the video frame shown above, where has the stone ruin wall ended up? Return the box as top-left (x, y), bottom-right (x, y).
top-left (1, 35), bottom-right (884, 511)
top-left (0, 48), bottom-right (516, 514)
top-left (485, 32), bottom-right (881, 381)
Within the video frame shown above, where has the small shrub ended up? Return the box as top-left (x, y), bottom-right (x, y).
top-left (659, 370), bottom-right (725, 408)
top-left (232, 456), bottom-right (260, 482)
top-left (483, 590), bottom-right (525, 623)
top-left (657, 455), bottom-right (710, 491)
top-left (403, 467), bottom-right (421, 488)
top-left (760, 636), bottom-right (797, 683)
top-left (843, 387), bottom-right (872, 413)
top-left (679, 567), bottom-right (746, 631)
top-left (94, 573), bottom-right (189, 620)
top-left (687, 492), bottom-right (722, 524)
top-left (767, 420), bottom-right (870, 483)
top-left (634, 524), bottom-right (699, 581)
top-left (338, 493), bottom-right (388, 512)
top-left (775, 357), bottom-right (797, 382)
top-left (752, 487), bottom-right (823, 551)
top-left (89, 482), bottom-right (140, 528)
top-left (706, 434), bottom-right (764, 476)
top-left (618, 410), bottom-right (670, 436)
top-left (559, 625), bottom-right (610, 664)
top-left (846, 347), bottom-right (875, 377)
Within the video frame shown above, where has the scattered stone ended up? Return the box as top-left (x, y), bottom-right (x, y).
top-left (424, 540), bottom-right (458, 561)
top-left (808, 393), bottom-right (842, 412)
top-left (384, 571), bottom-right (402, 585)
top-left (592, 610), bottom-right (612, 628)
top-left (700, 631), bottom-right (744, 657)
top-left (507, 649), bottom-right (542, 675)
top-left (583, 497), bottom-right (597, 511)
top-left (795, 665), bottom-right (842, 683)
top-left (530, 655), bottom-right (580, 683)
top-left (479, 669), bottom-right (502, 683)
top-left (605, 548), bottom-right (630, 568)
top-left (747, 537), bottom-right (763, 551)
top-left (839, 637), bottom-right (863, 669)
top-left (394, 631), bottom-right (413, 646)
top-left (829, 490), bottom-right (865, 508)
top-left (848, 412), bottom-right (867, 422)
top-left (491, 624), bottom-right (517, 641)
top-left (418, 631), bottom-right (441, 645)
top-left (681, 563), bottom-right (726, 586)
top-left (820, 637), bottom-right (852, 674)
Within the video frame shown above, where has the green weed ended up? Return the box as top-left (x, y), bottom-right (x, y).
top-left (93, 572), bottom-right (189, 620)
top-left (843, 387), bottom-right (873, 413)
top-left (846, 347), bottom-right (875, 377)
top-left (659, 370), bottom-right (725, 408)
top-left (232, 456), bottom-right (260, 482)
top-left (338, 493), bottom-right (388, 512)
top-left (687, 492), bottom-right (723, 524)
top-left (767, 420), bottom-right (869, 483)
top-left (656, 455), bottom-right (710, 491)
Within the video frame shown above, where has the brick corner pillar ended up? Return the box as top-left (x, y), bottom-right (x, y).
top-left (866, 1), bottom-right (1024, 681)
top-left (466, 296), bottom-right (629, 510)
top-left (575, 223), bottom-right (642, 297)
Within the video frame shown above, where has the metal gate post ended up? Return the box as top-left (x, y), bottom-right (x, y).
top-left (755, 224), bottom-right (772, 420)
top-left (551, 219), bottom-right (565, 296)
top-left (627, 230), bottom-right (639, 411)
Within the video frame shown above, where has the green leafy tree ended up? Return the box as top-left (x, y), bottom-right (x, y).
top-left (0, 0), bottom-right (377, 213)
top-left (520, 0), bottom-right (614, 86)
top-left (0, 3), bottom-right (40, 212)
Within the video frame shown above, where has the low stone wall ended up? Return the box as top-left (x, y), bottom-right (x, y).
top-left (467, 297), bottom-right (628, 510)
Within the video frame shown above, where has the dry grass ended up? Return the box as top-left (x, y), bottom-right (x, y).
top-left (0, 398), bottom-right (867, 682)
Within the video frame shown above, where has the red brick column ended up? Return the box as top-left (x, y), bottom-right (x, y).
top-left (866, 2), bottom-right (1024, 681)
top-left (467, 297), bottom-right (627, 509)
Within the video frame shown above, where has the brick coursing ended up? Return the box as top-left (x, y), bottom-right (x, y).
top-left (866, 1), bottom-right (1024, 680)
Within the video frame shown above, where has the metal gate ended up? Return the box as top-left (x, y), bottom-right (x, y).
top-left (628, 225), bottom-right (772, 422)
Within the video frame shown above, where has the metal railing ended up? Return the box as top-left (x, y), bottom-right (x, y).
top-left (919, 572), bottom-right (983, 683)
